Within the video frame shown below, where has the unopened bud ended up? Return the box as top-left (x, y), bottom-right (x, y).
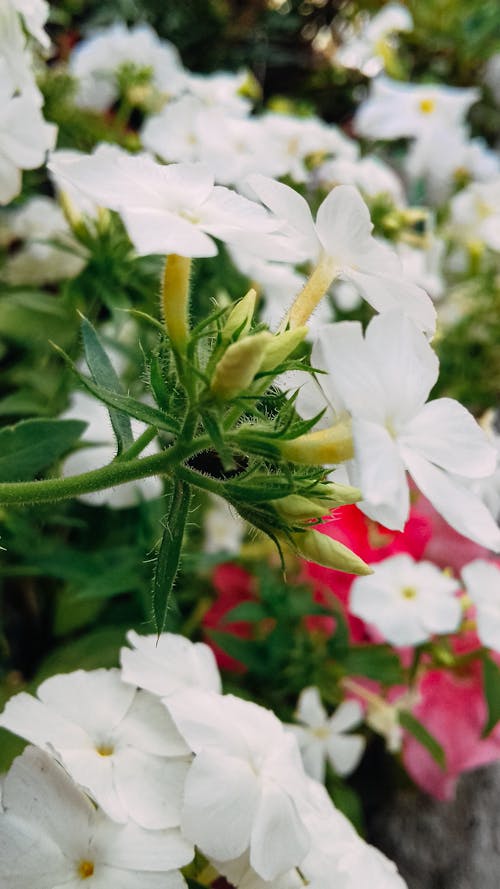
top-left (161, 254), bottom-right (192, 350)
top-left (312, 481), bottom-right (361, 507)
top-left (260, 325), bottom-right (308, 372)
top-left (288, 529), bottom-right (372, 575)
top-left (59, 190), bottom-right (84, 233)
top-left (273, 482), bottom-right (361, 521)
top-left (280, 421), bottom-right (354, 465)
top-left (210, 331), bottom-right (273, 400)
top-left (222, 289), bottom-right (257, 340)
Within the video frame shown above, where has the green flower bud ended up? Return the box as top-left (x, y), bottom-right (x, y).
top-left (210, 331), bottom-right (273, 401)
top-left (222, 289), bottom-right (257, 340)
top-left (280, 422), bottom-right (354, 465)
top-left (288, 529), bottom-right (372, 575)
top-left (259, 325), bottom-right (308, 372)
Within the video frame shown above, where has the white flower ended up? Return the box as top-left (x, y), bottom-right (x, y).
top-left (0, 68), bottom-right (56, 206)
top-left (397, 238), bottom-right (446, 301)
top-left (165, 688), bottom-right (310, 881)
top-left (461, 559), bottom-right (500, 652)
top-left (316, 155), bottom-right (405, 205)
top-left (204, 494), bottom-right (246, 555)
top-left (0, 746), bottom-right (191, 889)
top-left (1, 196), bottom-right (85, 285)
top-left (120, 630), bottom-right (222, 697)
top-left (256, 112), bottom-right (358, 183)
top-left (48, 146), bottom-right (278, 258)
top-left (0, 5), bottom-right (38, 96)
top-left (10, 0), bottom-right (50, 48)
top-left (308, 311), bottom-right (500, 549)
top-left (212, 853), bottom-right (303, 889)
top-left (336, 4), bottom-right (413, 77)
top-left (355, 76), bottom-right (479, 141)
top-left (184, 69), bottom-right (253, 116)
top-left (350, 553), bottom-right (462, 646)
top-left (0, 669), bottom-right (191, 830)
top-left (289, 687), bottom-right (365, 781)
top-left (70, 22), bottom-right (186, 112)
top-left (301, 779), bottom-right (408, 888)
top-left (61, 391), bottom-right (163, 508)
top-left (246, 175), bottom-right (435, 335)
top-left (448, 178), bottom-right (500, 252)
top-left (469, 411), bottom-right (500, 521)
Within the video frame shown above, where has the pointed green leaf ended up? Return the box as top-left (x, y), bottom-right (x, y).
top-left (152, 478), bottom-right (191, 634)
top-left (81, 317), bottom-right (133, 453)
top-left (342, 645), bottom-right (404, 685)
top-left (482, 653), bottom-right (500, 736)
top-left (399, 711), bottom-right (446, 769)
top-left (0, 418), bottom-right (86, 482)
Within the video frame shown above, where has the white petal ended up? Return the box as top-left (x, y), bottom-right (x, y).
top-left (401, 398), bottom-right (497, 478)
top-left (328, 700), bottom-right (364, 733)
top-left (462, 559), bottom-right (500, 606)
top-left (250, 780), bottom-right (310, 881)
top-left (315, 185), bottom-right (375, 268)
top-left (245, 173), bottom-right (320, 261)
top-left (165, 689), bottom-right (248, 755)
top-left (94, 817), bottom-right (193, 871)
top-left (326, 734), bottom-right (365, 776)
top-left (0, 692), bottom-right (91, 750)
top-left (402, 449), bottom-right (500, 551)
top-left (420, 592), bottom-right (462, 636)
top-left (300, 739), bottom-right (327, 783)
top-left (113, 749), bottom-right (189, 829)
top-left (120, 632), bottom-right (221, 697)
top-left (347, 270), bottom-right (436, 336)
top-left (118, 691), bottom-right (189, 756)
top-left (0, 153), bottom-right (21, 205)
top-left (353, 417), bottom-right (409, 529)
top-left (295, 687), bottom-right (326, 729)
top-left (0, 812), bottom-right (67, 889)
top-left (88, 865), bottom-right (187, 889)
top-left (123, 208), bottom-right (217, 257)
top-left (61, 749), bottom-right (127, 822)
top-left (37, 669), bottom-right (135, 737)
top-left (181, 749), bottom-right (258, 861)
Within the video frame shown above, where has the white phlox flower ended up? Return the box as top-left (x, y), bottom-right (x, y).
top-left (0, 62), bottom-right (56, 205)
top-left (1, 196), bottom-right (85, 285)
top-left (10, 0), bottom-right (50, 48)
top-left (289, 687), bottom-right (365, 781)
top-left (309, 310), bottom-right (500, 550)
top-left (69, 22), bottom-right (186, 112)
top-left (48, 146), bottom-right (279, 258)
top-left (0, 4), bottom-right (38, 96)
top-left (350, 553), bottom-right (462, 646)
top-left (183, 69), bottom-right (253, 116)
top-left (61, 390), bottom-right (163, 508)
top-left (120, 630), bottom-right (222, 698)
top-left (0, 746), bottom-right (192, 889)
top-left (212, 852), bottom-right (303, 889)
top-left (469, 410), bottom-right (500, 522)
top-left (245, 174), bottom-right (436, 335)
top-left (316, 155), bottom-right (405, 205)
top-left (397, 237), bottom-right (446, 301)
top-left (461, 559), bottom-right (500, 653)
top-left (301, 778), bottom-right (408, 888)
top-left (355, 76), bottom-right (479, 141)
top-left (165, 688), bottom-right (311, 881)
top-left (0, 668), bottom-right (192, 830)
top-left (336, 4), bottom-right (412, 77)
top-left (203, 493), bottom-right (246, 555)
top-left (448, 178), bottom-right (500, 252)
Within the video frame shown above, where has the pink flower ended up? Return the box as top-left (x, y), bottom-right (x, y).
top-left (202, 563), bottom-right (255, 673)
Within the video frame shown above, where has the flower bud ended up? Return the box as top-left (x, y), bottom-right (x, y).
top-left (222, 289), bottom-right (257, 340)
top-left (161, 254), bottom-right (191, 350)
top-left (280, 422), bottom-right (354, 465)
top-left (312, 481), bottom-right (361, 507)
top-left (259, 325), bottom-right (308, 373)
top-left (210, 331), bottom-right (273, 400)
top-left (288, 529), bottom-right (372, 575)
top-left (272, 482), bottom-right (361, 521)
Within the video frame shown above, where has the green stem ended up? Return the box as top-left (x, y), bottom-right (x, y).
top-left (115, 426), bottom-right (158, 462)
top-left (0, 436), bottom-right (211, 507)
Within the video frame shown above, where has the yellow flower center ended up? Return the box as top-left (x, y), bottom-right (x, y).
top-left (419, 98), bottom-right (436, 114)
top-left (95, 743), bottom-right (114, 757)
top-left (312, 726), bottom-right (330, 740)
top-left (401, 586), bottom-right (417, 599)
top-left (77, 860), bottom-right (95, 879)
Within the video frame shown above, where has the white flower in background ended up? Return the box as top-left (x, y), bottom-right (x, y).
top-left (141, 95), bottom-right (207, 164)
top-left (397, 238), bottom-right (446, 301)
top-left (308, 311), bottom-right (500, 549)
top-left (204, 494), bottom-right (246, 555)
top-left (213, 853), bottom-right (303, 888)
top-left (256, 112), bottom-right (358, 183)
top-left (405, 126), bottom-right (500, 204)
top-left (166, 688), bottom-right (310, 881)
top-left (184, 68), bottom-right (253, 116)
top-left (355, 76), bottom-right (479, 141)
top-left (120, 630), bottom-right (222, 697)
top-left (317, 155), bottom-right (405, 205)
top-left (469, 410), bottom-right (500, 522)
top-left (0, 64), bottom-right (56, 205)
top-left (350, 553), bottom-right (462, 646)
top-left (336, 4), bottom-right (413, 77)
top-left (9, 0), bottom-right (50, 48)
top-left (302, 779), bottom-right (408, 888)
top-left (462, 560), bottom-right (500, 652)
top-left (0, 4), bottom-right (38, 96)
top-left (0, 669), bottom-right (191, 830)
top-left (289, 687), bottom-right (365, 781)
top-left (0, 746), bottom-right (191, 889)
top-left (246, 175), bottom-right (436, 335)
top-left (61, 391), bottom-right (163, 508)
top-left (49, 146), bottom-right (278, 257)
top-left (69, 22), bottom-right (186, 111)
top-left (1, 196), bottom-right (85, 285)
top-left (448, 178), bottom-right (500, 252)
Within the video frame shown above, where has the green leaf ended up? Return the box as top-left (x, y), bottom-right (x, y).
top-left (81, 317), bottom-right (133, 453)
top-left (222, 601), bottom-right (267, 623)
top-left (342, 645), bottom-right (404, 686)
top-left (482, 653), bottom-right (500, 736)
top-left (208, 629), bottom-right (267, 673)
top-left (0, 418), bottom-right (86, 482)
top-left (399, 711), bottom-right (446, 770)
top-left (152, 478), bottom-right (191, 634)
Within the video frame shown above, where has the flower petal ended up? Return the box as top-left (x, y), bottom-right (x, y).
top-left (113, 748), bottom-right (189, 829)
top-left (325, 734), bottom-right (365, 776)
top-left (347, 269), bottom-right (436, 337)
top-left (352, 417), bottom-right (410, 529)
top-left (250, 780), bottom-right (310, 880)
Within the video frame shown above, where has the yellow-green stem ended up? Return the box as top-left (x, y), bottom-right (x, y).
top-left (161, 254), bottom-right (192, 349)
top-left (287, 254), bottom-right (338, 328)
